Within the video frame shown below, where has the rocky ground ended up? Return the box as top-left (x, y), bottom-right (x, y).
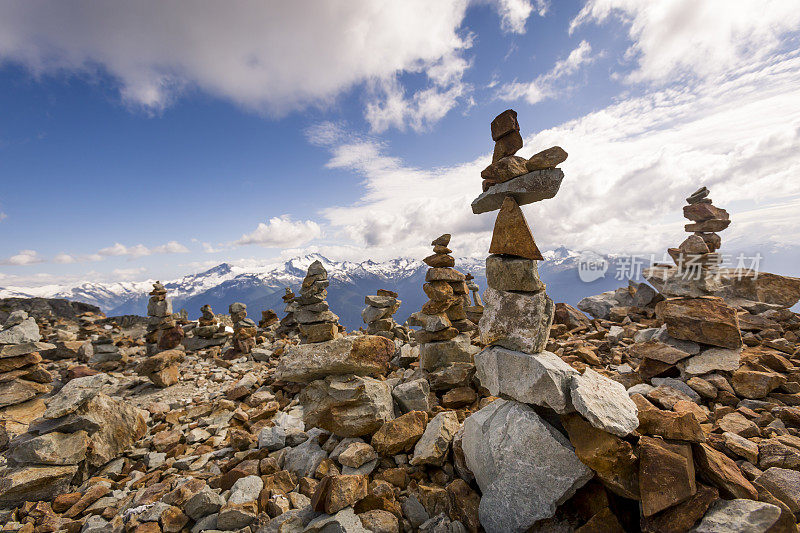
top-left (0, 273), bottom-right (797, 532)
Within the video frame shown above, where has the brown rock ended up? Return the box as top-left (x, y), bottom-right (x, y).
top-left (630, 341), bottom-right (692, 365)
top-left (493, 130), bottom-right (523, 162)
top-left (731, 368), bottom-right (786, 399)
top-left (683, 203), bottom-right (730, 222)
top-left (526, 146), bottom-right (568, 171)
top-left (490, 109), bottom-right (519, 141)
top-left (446, 478), bottom-right (480, 532)
top-left (441, 387), bottom-right (476, 408)
top-left (425, 268), bottom-right (466, 282)
top-left (481, 156), bottom-right (529, 182)
top-left (299, 322), bottom-right (338, 343)
top-left (640, 484), bottom-right (718, 533)
top-left (685, 219), bottom-right (731, 232)
top-left (372, 411), bottom-right (428, 456)
top-left (655, 297), bottom-right (742, 349)
top-left (423, 254), bottom-right (455, 268)
top-left (150, 365), bottom-right (179, 387)
top-left (576, 508), bottom-right (625, 533)
top-left (693, 442), bottom-right (757, 499)
top-left (632, 394), bottom-right (706, 442)
top-left (639, 437), bottom-right (696, 516)
top-left (313, 474), bottom-right (368, 515)
top-left (431, 234), bottom-right (451, 247)
top-left (488, 196), bottom-right (543, 260)
top-left (562, 413), bottom-right (640, 500)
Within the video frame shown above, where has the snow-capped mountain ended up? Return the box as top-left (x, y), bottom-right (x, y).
top-left (0, 249), bottom-right (630, 330)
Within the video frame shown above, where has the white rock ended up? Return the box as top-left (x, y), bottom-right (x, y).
top-left (410, 411), bottom-right (460, 466)
top-left (570, 369), bottom-right (638, 437)
top-left (680, 347), bottom-right (741, 376)
top-left (475, 346), bottom-right (577, 413)
top-left (692, 499), bottom-right (780, 533)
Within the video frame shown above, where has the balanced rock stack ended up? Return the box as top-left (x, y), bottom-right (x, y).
top-left (462, 111), bottom-right (638, 532)
top-left (362, 289), bottom-right (403, 341)
top-left (408, 234), bottom-right (477, 374)
top-left (464, 273), bottom-right (484, 325)
top-left (88, 328), bottom-right (121, 368)
top-left (144, 281), bottom-right (183, 355)
top-left (76, 312), bottom-right (102, 340)
top-left (259, 309), bottom-right (278, 329)
top-left (473, 109), bottom-right (565, 212)
top-left (295, 260), bottom-right (341, 344)
top-left (1, 373), bottom-right (147, 507)
top-left (225, 302), bottom-right (258, 359)
top-left (275, 288), bottom-right (300, 338)
top-left (0, 312), bottom-right (54, 446)
top-left (668, 186), bottom-right (729, 272)
top-left (186, 304), bottom-right (229, 351)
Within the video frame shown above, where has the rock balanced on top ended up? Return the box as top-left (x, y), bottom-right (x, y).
top-left (225, 302), bottom-right (258, 359)
top-left (144, 281), bottom-right (183, 355)
top-left (668, 186), bottom-right (730, 270)
top-left (275, 288), bottom-right (300, 339)
top-left (362, 289), bottom-right (406, 342)
top-left (296, 260), bottom-right (341, 344)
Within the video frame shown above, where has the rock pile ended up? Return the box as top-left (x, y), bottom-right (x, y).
top-left (275, 287), bottom-right (300, 339)
top-left (362, 289), bottom-right (407, 341)
top-left (296, 260), bottom-right (342, 344)
top-left (225, 302), bottom-right (258, 359)
top-left (144, 281), bottom-right (183, 355)
top-left (408, 234), bottom-right (477, 375)
top-left (186, 304), bottom-right (230, 351)
top-left (0, 312), bottom-right (53, 447)
top-left (1, 373), bottom-right (147, 508)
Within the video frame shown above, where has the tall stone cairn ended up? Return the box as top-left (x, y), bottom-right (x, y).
top-left (295, 260), bottom-right (341, 343)
top-left (408, 234), bottom-right (476, 373)
top-left (144, 281), bottom-right (183, 355)
top-left (362, 289), bottom-right (404, 341)
top-left (275, 288), bottom-right (300, 339)
top-left (464, 273), bottom-right (484, 324)
top-left (0, 311), bottom-right (54, 445)
top-left (225, 302), bottom-right (258, 359)
top-left (668, 186), bottom-right (729, 275)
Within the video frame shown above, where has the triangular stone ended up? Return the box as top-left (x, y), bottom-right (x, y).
top-left (489, 196), bottom-right (543, 260)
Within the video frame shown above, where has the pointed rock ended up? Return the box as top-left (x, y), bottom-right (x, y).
top-left (488, 196), bottom-right (542, 260)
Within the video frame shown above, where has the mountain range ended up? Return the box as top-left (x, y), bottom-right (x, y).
top-left (0, 248), bottom-right (631, 330)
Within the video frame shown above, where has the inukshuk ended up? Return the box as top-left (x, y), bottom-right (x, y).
top-left (225, 302), bottom-right (258, 359)
top-left (409, 234), bottom-right (476, 373)
top-left (295, 260), bottom-right (341, 344)
top-left (362, 289), bottom-right (402, 340)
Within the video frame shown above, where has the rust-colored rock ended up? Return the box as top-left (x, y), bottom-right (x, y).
top-left (488, 196), bottom-right (543, 260)
top-left (655, 297), bottom-right (742, 349)
top-left (526, 146), bottom-right (568, 171)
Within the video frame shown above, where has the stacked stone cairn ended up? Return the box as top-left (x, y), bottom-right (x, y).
top-left (259, 309), bottom-right (278, 329)
top-left (275, 288), bottom-right (300, 338)
top-left (464, 273), bottom-right (484, 325)
top-left (295, 260), bottom-right (342, 344)
top-left (362, 289), bottom-right (404, 341)
top-left (0, 312), bottom-right (54, 447)
top-left (459, 110), bottom-right (642, 532)
top-left (144, 281), bottom-right (183, 355)
top-left (88, 327), bottom-right (121, 368)
top-left (225, 302), bottom-right (258, 359)
top-left (407, 234), bottom-right (478, 378)
top-left (1, 373), bottom-right (147, 508)
top-left (186, 304), bottom-right (229, 351)
top-left (136, 282), bottom-right (184, 387)
top-left (76, 312), bottom-right (102, 341)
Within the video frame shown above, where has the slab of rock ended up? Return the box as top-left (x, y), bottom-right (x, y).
top-left (372, 411), bottom-right (428, 456)
top-left (692, 498), bottom-right (780, 533)
top-left (561, 413), bottom-right (639, 500)
top-left (577, 291), bottom-right (618, 320)
top-left (693, 443), bottom-right (757, 499)
top-left (0, 341), bottom-right (54, 359)
top-left (755, 467), bottom-right (800, 514)
top-left (0, 379), bottom-right (50, 408)
top-left (641, 484), bottom-right (718, 533)
top-left (462, 399), bottom-right (592, 533)
top-left (301, 375), bottom-right (394, 437)
top-left (490, 109), bottom-right (519, 140)
top-left (277, 335), bottom-right (394, 382)
top-left (629, 341), bottom-right (691, 365)
top-left (0, 317), bottom-right (41, 345)
top-left (419, 334), bottom-right (475, 372)
top-left (392, 379), bottom-right (432, 413)
top-left (478, 287), bottom-right (553, 353)
top-left (0, 465), bottom-right (78, 506)
top-left (481, 156), bottom-right (529, 182)
top-left (656, 297), bottom-right (742, 349)
top-left (471, 168), bottom-right (564, 214)
top-left (638, 437), bottom-right (696, 516)
top-left (680, 347), bottom-right (741, 375)
top-left (570, 368), bottom-right (638, 437)
top-left (9, 430), bottom-right (88, 465)
top-left (488, 197), bottom-right (543, 260)
top-left (475, 346), bottom-right (577, 413)
top-left (410, 411), bottom-right (460, 466)
top-left (485, 254), bottom-right (544, 292)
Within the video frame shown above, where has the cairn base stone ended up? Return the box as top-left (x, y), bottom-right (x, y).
top-left (478, 287), bottom-right (554, 353)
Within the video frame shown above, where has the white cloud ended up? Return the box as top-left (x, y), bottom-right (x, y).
top-left (313, 51), bottom-right (800, 259)
top-left (235, 216), bottom-right (322, 248)
top-left (111, 267), bottom-right (147, 280)
top-left (491, 0), bottom-right (549, 34)
top-left (0, 0), bottom-right (473, 131)
top-left (53, 253), bottom-right (77, 264)
top-left (570, 0), bottom-right (800, 84)
top-left (1, 250), bottom-right (44, 266)
top-left (497, 40), bottom-right (597, 104)
top-left (97, 240), bottom-right (189, 259)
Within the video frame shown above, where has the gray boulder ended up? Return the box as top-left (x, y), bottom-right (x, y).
top-left (692, 499), bottom-right (780, 533)
top-left (462, 399), bottom-right (592, 532)
top-left (478, 288), bottom-right (553, 353)
top-left (570, 369), bottom-right (638, 437)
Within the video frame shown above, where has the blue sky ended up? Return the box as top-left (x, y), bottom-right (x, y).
top-left (1, 0), bottom-right (799, 288)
